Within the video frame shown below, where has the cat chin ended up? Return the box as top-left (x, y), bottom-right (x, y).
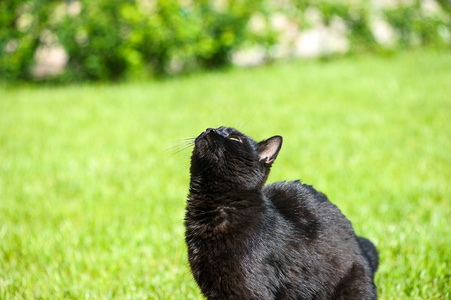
top-left (194, 137), bottom-right (212, 158)
top-left (194, 138), bottom-right (208, 154)
top-left (195, 129), bottom-right (216, 148)
top-left (194, 132), bottom-right (225, 163)
top-left (193, 145), bottom-right (223, 167)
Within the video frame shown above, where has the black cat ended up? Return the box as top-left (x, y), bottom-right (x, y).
top-left (185, 126), bottom-right (378, 299)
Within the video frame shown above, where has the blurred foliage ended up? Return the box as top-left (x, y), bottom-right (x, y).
top-left (315, 2), bottom-right (379, 53)
top-left (384, 2), bottom-right (450, 48)
top-left (0, 0), bottom-right (450, 83)
top-left (56, 0), bottom-right (132, 81)
top-left (54, 0), bottom-right (267, 81)
top-left (0, 0), bottom-right (59, 81)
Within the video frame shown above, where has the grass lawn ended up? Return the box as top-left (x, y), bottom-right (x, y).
top-left (1, 50), bottom-right (450, 299)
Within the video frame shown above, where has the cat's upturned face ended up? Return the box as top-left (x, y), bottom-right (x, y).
top-left (190, 126), bottom-right (282, 189)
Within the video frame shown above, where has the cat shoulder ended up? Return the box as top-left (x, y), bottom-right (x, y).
top-left (263, 180), bottom-right (329, 205)
top-left (262, 181), bottom-right (324, 238)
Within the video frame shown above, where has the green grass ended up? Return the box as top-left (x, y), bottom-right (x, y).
top-left (1, 50), bottom-right (450, 299)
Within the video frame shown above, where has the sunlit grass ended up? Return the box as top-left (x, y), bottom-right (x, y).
top-left (1, 50), bottom-right (450, 299)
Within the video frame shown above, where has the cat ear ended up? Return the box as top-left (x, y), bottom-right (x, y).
top-left (258, 136), bottom-right (283, 164)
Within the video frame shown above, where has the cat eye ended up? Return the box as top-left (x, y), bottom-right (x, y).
top-left (228, 136), bottom-right (242, 143)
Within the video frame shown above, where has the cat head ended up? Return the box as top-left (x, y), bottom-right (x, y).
top-left (190, 126), bottom-right (282, 190)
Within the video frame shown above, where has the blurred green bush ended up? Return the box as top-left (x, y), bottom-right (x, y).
top-left (1, 0), bottom-right (450, 83)
top-left (55, 0), bottom-right (268, 81)
top-left (0, 0), bottom-right (60, 81)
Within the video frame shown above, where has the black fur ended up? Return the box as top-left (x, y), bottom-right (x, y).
top-left (185, 126), bottom-right (378, 299)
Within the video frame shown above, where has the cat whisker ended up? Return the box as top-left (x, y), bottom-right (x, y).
top-left (166, 138), bottom-right (196, 156)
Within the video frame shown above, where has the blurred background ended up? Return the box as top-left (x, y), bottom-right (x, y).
top-left (1, 0), bottom-right (450, 83)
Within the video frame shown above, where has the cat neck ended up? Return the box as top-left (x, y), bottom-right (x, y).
top-left (188, 175), bottom-right (265, 211)
top-left (186, 177), bottom-right (267, 241)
